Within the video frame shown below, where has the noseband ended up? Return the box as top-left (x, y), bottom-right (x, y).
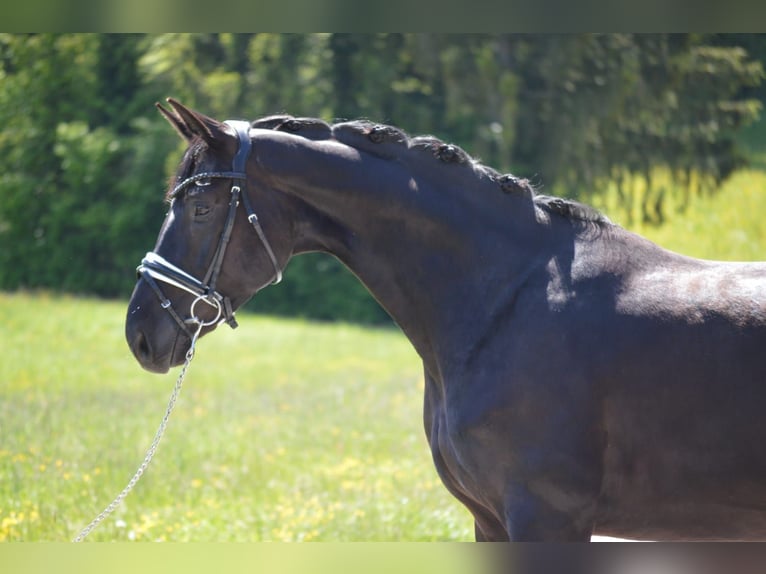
top-left (137, 120), bottom-right (282, 338)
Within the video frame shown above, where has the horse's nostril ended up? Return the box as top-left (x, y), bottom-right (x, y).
top-left (135, 331), bottom-right (151, 362)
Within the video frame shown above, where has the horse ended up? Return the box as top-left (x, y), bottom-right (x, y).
top-left (125, 99), bottom-right (766, 541)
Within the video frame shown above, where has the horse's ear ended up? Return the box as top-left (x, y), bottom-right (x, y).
top-left (158, 98), bottom-right (231, 147)
top-left (156, 101), bottom-right (194, 141)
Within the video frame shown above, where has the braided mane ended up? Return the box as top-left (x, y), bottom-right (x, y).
top-left (247, 115), bottom-right (610, 225)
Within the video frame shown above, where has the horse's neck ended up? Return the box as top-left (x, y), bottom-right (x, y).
top-left (257, 131), bottom-right (546, 369)
top-left (297, 201), bottom-right (480, 368)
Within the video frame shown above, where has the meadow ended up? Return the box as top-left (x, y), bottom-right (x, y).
top-left (3, 167), bottom-right (766, 543)
top-left (0, 294), bottom-right (472, 542)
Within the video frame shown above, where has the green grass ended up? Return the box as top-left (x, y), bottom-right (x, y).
top-left (0, 292), bottom-right (472, 542)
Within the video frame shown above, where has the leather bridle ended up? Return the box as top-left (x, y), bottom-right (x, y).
top-left (137, 120), bottom-right (282, 338)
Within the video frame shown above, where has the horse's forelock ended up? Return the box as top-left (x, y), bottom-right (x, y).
top-left (164, 138), bottom-right (208, 202)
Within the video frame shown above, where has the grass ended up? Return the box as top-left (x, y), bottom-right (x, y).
top-left (0, 292), bottom-right (472, 542)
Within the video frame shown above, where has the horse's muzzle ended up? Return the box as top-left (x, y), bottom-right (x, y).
top-left (130, 329), bottom-right (165, 373)
top-left (125, 291), bottom-right (187, 374)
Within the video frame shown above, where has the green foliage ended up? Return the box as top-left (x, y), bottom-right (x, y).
top-left (245, 254), bottom-right (390, 324)
top-left (630, 169), bottom-right (766, 262)
top-left (0, 34), bottom-right (167, 297)
top-left (0, 34), bottom-right (98, 291)
top-left (507, 35), bottom-right (764, 226)
top-left (0, 33), bottom-right (764, 324)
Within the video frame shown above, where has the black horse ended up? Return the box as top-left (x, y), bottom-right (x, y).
top-left (125, 99), bottom-right (766, 541)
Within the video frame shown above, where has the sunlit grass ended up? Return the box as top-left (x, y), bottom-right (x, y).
top-left (0, 292), bottom-right (472, 542)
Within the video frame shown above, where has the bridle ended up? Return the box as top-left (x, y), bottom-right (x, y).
top-left (137, 120), bottom-right (282, 338)
top-left (75, 121), bottom-right (282, 543)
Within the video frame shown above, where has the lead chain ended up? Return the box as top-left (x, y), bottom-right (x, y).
top-left (72, 320), bottom-right (204, 542)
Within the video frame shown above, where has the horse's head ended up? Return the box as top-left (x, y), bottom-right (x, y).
top-left (125, 99), bottom-right (288, 373)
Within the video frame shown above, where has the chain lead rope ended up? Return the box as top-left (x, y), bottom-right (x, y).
top-left (72, 296), bottom-right (217, 542)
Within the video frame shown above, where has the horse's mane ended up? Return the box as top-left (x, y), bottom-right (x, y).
top-left (250, 115), bottom-right (610, 226)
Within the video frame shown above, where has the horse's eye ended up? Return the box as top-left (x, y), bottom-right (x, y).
top-left (194, 204), bottom-right (211, 217)
top-left (195, 177), bottom-right (212, 187)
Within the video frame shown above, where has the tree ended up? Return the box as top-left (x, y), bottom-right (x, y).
top-left (0, 34), bottom-right (762, 323)
top-left (500, 34), bottom-right (763, 223)
top-left (0, 34), bottom-right (169, 296)
top-left (0, 34), bottom-right (97, 290)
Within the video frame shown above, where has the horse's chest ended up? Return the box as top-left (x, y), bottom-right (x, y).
top-left (427, 404), bottom-right (491, 509)
top-left (424, 380), bottom-right (507, 510)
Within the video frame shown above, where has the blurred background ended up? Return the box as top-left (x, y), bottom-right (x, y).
top-left (1, 33), bottom-right (764, 323)
top-left (3, 33), bottom-right (766, 544)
